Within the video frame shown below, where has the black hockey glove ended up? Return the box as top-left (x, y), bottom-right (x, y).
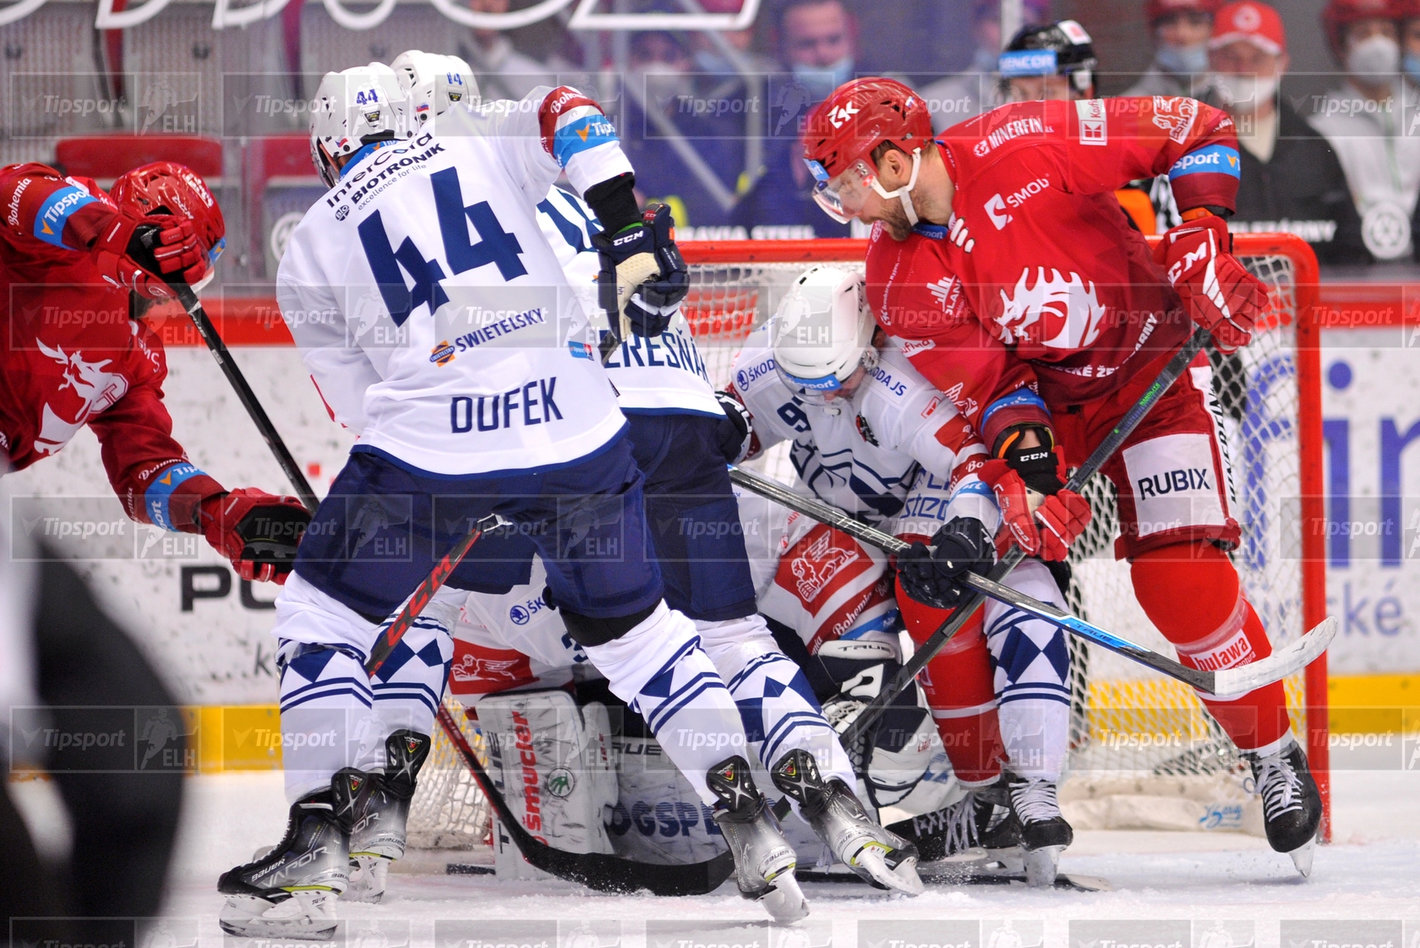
top-left (895, 517), bottom-right (996, 609)
top-left (592, 202), bottom-right (689, 338)
top-left (714, 389), bottom-right (755, 464)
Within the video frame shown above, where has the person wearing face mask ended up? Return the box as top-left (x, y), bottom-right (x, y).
top-left (454, 0), bottom-right (572, 101)
top-left (918, 0), bottom-right (1052, 131)
top-left (1311, 0), bottom-right (1420, 261)
top-left (618, 29), bottom-right (743, 229)
top-left (1202, 1), bottom-right (1371, 265)
top-left (731, 0), bottom-right (886, 238)
top-left (1124, 0), bottom-right (1220, 98)
top-left (1404, 0), bottom-right (1420, 86)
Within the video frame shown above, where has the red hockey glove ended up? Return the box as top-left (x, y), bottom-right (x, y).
top-left (199, 489), bottom-right (311, 584)
top-left (978, 457), bottom-right (1092, 562)
top-left (1156, 213), bottom-right (1267, 354)
top-left (92, 208), bottom-right (208, 299)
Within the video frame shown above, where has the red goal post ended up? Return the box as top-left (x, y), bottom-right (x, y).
top-left (675, 234), bottom-right (1330, 840)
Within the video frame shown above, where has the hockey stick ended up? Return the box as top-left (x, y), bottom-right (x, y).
top-left (435, 702), bottom-right (736, 895)
top-left (181, 286), bottom-right (727, 886)
top-left (175, 286), bottom-right (319, 511)
top-left (830, 327), bottom-right (1212, 744)
top-left (729, 465), bottom-right (1335, 699)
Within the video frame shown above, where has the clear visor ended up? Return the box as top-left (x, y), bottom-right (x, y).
top-left (190, 237), bottom-right (226, 294)
top-left (774, 348), bottom-right (877, 405)
top-left (805, 157), bottom-right (877, 225)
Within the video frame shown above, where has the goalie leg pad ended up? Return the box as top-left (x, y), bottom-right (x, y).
top-left (478, 689), bottom-right (618, 882)
top-left (581, 602), bottom-right (748, 807)
top-left (1132, 542), bottom-right (1291, 751)
top-left (697, 614), bottom-right (854, 789)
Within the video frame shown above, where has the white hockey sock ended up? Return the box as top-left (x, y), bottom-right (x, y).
top-left (273, 574), bottom-right (385, 802)
top-left (987, 561), bottom-right (1072, 782)
top-left (365, 588), bottom-right (458, 769)
top-left (697, 615), bottom-right (854, 787)
top-left (580, 603), bottom-right (746, 808)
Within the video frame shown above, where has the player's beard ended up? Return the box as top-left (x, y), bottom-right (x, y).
top-left (878, 200), bottom-right (914, 242)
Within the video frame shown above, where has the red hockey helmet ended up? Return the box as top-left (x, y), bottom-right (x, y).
top-left (111, 161), bottom-right (227, 285)
top-left (1321, 0), bottom-right (1403, 56)
top-left (801, 77), bottom-right (932, 182)
top-left (1145, 0), bottom-right (1221, 25)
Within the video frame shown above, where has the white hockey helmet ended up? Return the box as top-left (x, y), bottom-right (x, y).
top-left (308, 63), bottom-right (407, 187)
top-left (391, 50), bottom-right (480, 132)
top-left (770, 265), bottom-right (879, 404)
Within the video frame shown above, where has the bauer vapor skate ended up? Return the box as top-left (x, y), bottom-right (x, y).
top-left (888, 775), bottom-right (1021, 868)
top-left (771, 748), bottom-right (923, 895)
top-left (1007, 774), bottom-right (1073, 888)
top-left (218, 768), bottom-right (371, 939)
top-left (345, 729), bottom-right (433, 903)
top-left (708, 755), bottom-right (809, 923)
top-left (1244, 734), bottom-right (1322, 876)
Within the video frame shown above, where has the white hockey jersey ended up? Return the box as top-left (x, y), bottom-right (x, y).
top-left (730, 328), bottom-right (999, 540)
top-left (277, 86), bottom-right (632, 476)
top-left (535, 186), bottom-right (721, 418)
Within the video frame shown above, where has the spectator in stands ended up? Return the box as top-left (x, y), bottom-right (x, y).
top-left (1403, 0), bottom-right (1420, 86)
top-left (1311, 0), bottom-right (1420, 261)
top-left (1124, 0), bottom-right (1219, 97)
top-left (919, 0), bottom-right (1051, 130)
top-left (617, 29), bottom-right (742, 230)
top-left (456, 0), bottom-right (570, 100)
top-left (1204, 1), bottom-right (1371, 265)
top-left (731, 0), bottom-right (870, 238)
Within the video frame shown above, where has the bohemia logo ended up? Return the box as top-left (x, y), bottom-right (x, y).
top-left (996, 268), bottom-right (1107, 349)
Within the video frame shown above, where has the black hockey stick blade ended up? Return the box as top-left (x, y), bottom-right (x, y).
top-left (794, 863), bottom-right (1109, 892)
top-left (434, 705), bottom-right (735, 896)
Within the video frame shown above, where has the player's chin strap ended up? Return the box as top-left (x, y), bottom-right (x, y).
top-left (868, 147), bottom-right (923, 228)
top-left (728, 464), bottom-right (1336, 700)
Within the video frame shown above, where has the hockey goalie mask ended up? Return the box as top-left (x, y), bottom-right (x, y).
top-left (309, 63), bottom-right (408, 187)
top-left (111, 160), bottom-right (227, 292)
top-left (770, 265), bottom-right (879, 405)
top-left (802, 77), bottom-right (932, 226)
top-left (392, 50), bottom-right (480, 133)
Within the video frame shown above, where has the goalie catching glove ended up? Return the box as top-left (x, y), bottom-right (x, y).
top-left (1156, 212), bottom-right (1267, 354)
top-left (92, 208), bottom-right (209, 300)
top-left (978, 445), bottom-right (1091, 562)
top-left (199, 488), bottom-right (311, 583)
top-left (895, 517), bottom-right (996, 609)
top-left (592, 202), bottom-right (689, 338)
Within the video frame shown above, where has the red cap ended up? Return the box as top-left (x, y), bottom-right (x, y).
top-left (1146, 0), bottom-right (1222, 25)
top-left (1321, 0), bottom-right (1403, 56)
top-left (1210, 1), bottom-right (1287, 55)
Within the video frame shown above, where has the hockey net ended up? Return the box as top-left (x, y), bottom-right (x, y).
top-left (405, 234), bottom-right (1328, 853)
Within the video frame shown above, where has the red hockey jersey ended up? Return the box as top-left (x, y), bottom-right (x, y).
top-left (866, 96), bottom-right (1241, 452)
top-left (1, 163), bottom-right (222, 530)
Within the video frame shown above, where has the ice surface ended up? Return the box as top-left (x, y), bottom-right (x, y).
top-left (141, 752), bottom-right (1420, 946)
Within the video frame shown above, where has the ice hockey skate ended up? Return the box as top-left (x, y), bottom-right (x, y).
top-left (345, 729), bottom-right (432, 903)
top-left (1244, 734), bottom-right (1322, 876)
top-left (218, 768), bottom-right (370, 938)
top-left (770, 748), bottom-right (924, 896)
top-left (888, 777), bottom-right (1022, 867)
top-left (707, 755), bottom-right (809, 923)
top-left (1007, 774), bottom-right (1072, 888)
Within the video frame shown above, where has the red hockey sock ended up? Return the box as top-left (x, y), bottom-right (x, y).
top-left (1130, 542), bottom-right (1291, 751)
top-left (897, 577), bottom-right (1004, 785)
